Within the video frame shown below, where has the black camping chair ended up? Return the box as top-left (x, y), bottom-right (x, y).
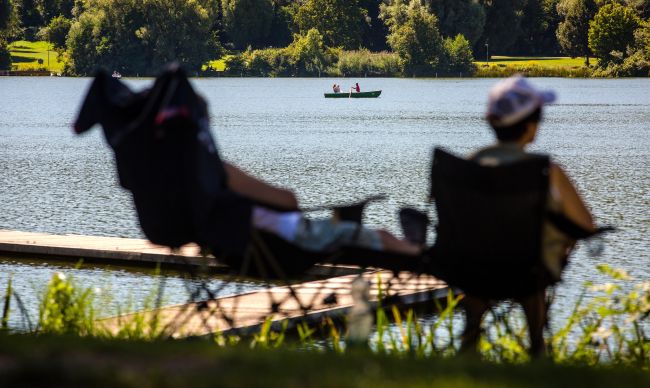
top-left (74, 65), bottom-right (430, 336)
top-left (426, 147), bottom-right (613, 355)
top-left (427, 147), bottom-right (612, 299)
top-left (428, 148), bottom-right (552, 299)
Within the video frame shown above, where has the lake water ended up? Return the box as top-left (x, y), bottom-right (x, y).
top-left (0, 76), bottom-right (649, 329)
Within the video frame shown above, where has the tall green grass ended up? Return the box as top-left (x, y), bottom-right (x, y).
top-left (329, 50), bottom-right (402, 77)
top-left (2, 264), bottom-right (650, 367)
top-left (475, 63), bottom-right (592, 78)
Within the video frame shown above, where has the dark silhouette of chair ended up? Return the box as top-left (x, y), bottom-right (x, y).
top-left (74, 65), bottom-right (426, 335)
top-left (428, 148), bottom-right (553, 299)
top-left (427, 147), bottom-right (611, 356)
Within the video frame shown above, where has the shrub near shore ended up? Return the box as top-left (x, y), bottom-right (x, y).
top-left (474, 56), bottom-right (594, 78)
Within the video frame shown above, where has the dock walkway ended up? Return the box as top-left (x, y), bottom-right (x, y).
top-left (99, 270), bottom-right (448, 338)
top-left (0, 229), bottom-right (211, 268)
top-left (0, 229), bottom-right (450, 337)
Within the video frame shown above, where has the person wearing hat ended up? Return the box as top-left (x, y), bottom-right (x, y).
top-left (461, 75), bottom-right (597, 357)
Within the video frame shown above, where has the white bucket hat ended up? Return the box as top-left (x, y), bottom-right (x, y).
top-left (486, 75), bottom-right (556, 127)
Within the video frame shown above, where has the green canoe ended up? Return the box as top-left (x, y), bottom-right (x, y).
top-left (324, 90), bottom-right (382, 98)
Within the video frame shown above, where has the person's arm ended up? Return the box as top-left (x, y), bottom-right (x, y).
top-left (549, 163), bottom-right (596, 232)
top-left (223, 162), bottom-right (299, 210)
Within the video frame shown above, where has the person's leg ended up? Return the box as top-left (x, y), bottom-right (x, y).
top-left (460, 295), bottom-right (490, 355)
top-left (518, 290), bottom-right (547, 358)
top-left (293, 219), bottom-right (420, 255)
top-left (377, 230), bottom-right (420, 255)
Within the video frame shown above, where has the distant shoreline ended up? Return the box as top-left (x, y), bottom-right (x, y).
top-left (5, 41), bottom-right (629, 79)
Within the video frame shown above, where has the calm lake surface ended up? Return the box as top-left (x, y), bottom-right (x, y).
top-left (0, 76), bottom-right (648, 328)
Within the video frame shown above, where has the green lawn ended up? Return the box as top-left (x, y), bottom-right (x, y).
top-left (204, 55), bottom-right (234, 72)
top-left (475, 56), bottom-right (594, 68)
top-left (8, 40), bottom-right (64, 73)
top-left (1, 334), bottom-right (650, 387)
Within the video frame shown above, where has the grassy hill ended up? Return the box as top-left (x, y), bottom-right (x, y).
top-left (8, 41), bottom-right (64, 73)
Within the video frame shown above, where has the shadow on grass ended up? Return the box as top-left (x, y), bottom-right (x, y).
top-left (10, 56), bottom-right (38, 64)
top-left (1, 335), bottom-right (650, 388)
top-left (10, 49), bottom-right (39, 54)
top-left (489, 57), bottom-right (569, 62)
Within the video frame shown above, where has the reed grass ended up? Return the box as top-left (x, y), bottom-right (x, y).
top-left (328, 50), bottom-right (402, 77)
top-left (2, 264), bottom-right (650, 368)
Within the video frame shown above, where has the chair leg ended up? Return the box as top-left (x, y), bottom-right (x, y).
top-left (518, 290), bottom-right (547, 358)
top-left (460, 295), bottom-right (490, 355)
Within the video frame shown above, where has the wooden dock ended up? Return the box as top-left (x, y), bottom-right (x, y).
top-left (0, 229), bottom-right (213, 268)
top-left (99, 270), bottom-right (449, 338)
top-left (0, 229), bottom-right (450, 337)
top-left (0, 229), bottom-right (362, 276)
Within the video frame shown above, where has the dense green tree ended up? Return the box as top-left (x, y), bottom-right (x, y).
top-left (42, 14), bottom-right (70, 49)
top-left (1, 0), bottom-right (12, 30)
top-left (443, 34), bottom-right (475, 74)
top-left (293, 0), bottom-right (367, 49)
top-left (267, 0), bottom-right (293, 47)
top-left (359, 0), bottom-right (389, 51)
top-left (513, 0), bottom-right (562, 55)
top-left (16, 0), bottom-right (43, 35)
top-left (479, 0), bottom-right (526, 55)
top-left (0, 0), bottom-right (11, 70)
top-left (66, 0), bottom-right (219, 76)
top-left (221, 0), bottom-right (273, 49)
top-left (380, 0), bottom-right (445, 76)
top-left (36, 0), bottom-right (74, 23)
top-left (285, 28), bottom-right (336, 75)
top-left (428, 0), bottom-right (486, 45)
top-left (556, 0), bottom-right (598, 65)
top-left (589, 3), bottom-right (640, 65)
top-left (625, 0), bottom-right (650, 18)
top-left (0, 37), bottom-right (10, 69)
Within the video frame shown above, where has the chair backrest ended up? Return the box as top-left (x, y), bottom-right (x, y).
top-left (428, 148), bottom-right (551, 298)
top-left (74, 65), bottom-right (253, 256)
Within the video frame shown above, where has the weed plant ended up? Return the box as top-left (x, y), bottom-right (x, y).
top-left (2, 264), bottom-right (650, 367)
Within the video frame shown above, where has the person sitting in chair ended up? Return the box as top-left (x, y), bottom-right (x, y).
top-left (461, 75), bottom-right (596, 357)
top-left (222, 162), bottom-right (421, 256)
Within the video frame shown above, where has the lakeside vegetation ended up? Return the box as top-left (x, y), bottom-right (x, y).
top-left (474, 56), bottom-right (595, 77)
top-left (2, 263), bottom-right (650, 374)
top-left (1, 1), bottom-right (649, 77)
top-left (3, 334), bottom-right (650, 387)
top-left (5, 41), bottom-right (600, 78)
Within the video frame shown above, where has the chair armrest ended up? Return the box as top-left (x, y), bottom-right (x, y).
top-left (547, 211), bottom-right (615, 239)
top-left (301, 194), bottom-right (387, 224)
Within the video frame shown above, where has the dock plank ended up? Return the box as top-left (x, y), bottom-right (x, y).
top-left (0, 229), bottom-right (217, 267)
top-left (99, 270), bottom-right (449, 338)
top-left (1, 229), bottom-right (450, 337)
top-left (0, 229), bottom-right (373, 279)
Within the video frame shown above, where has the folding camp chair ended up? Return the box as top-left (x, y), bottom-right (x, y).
top-left (74, 65), bottom-right (434, 337)
top-left (427, 147), bottom-right (613, 355)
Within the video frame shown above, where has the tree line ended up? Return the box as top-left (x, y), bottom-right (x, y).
top-left (0, 0), bottom-right (649, 76)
